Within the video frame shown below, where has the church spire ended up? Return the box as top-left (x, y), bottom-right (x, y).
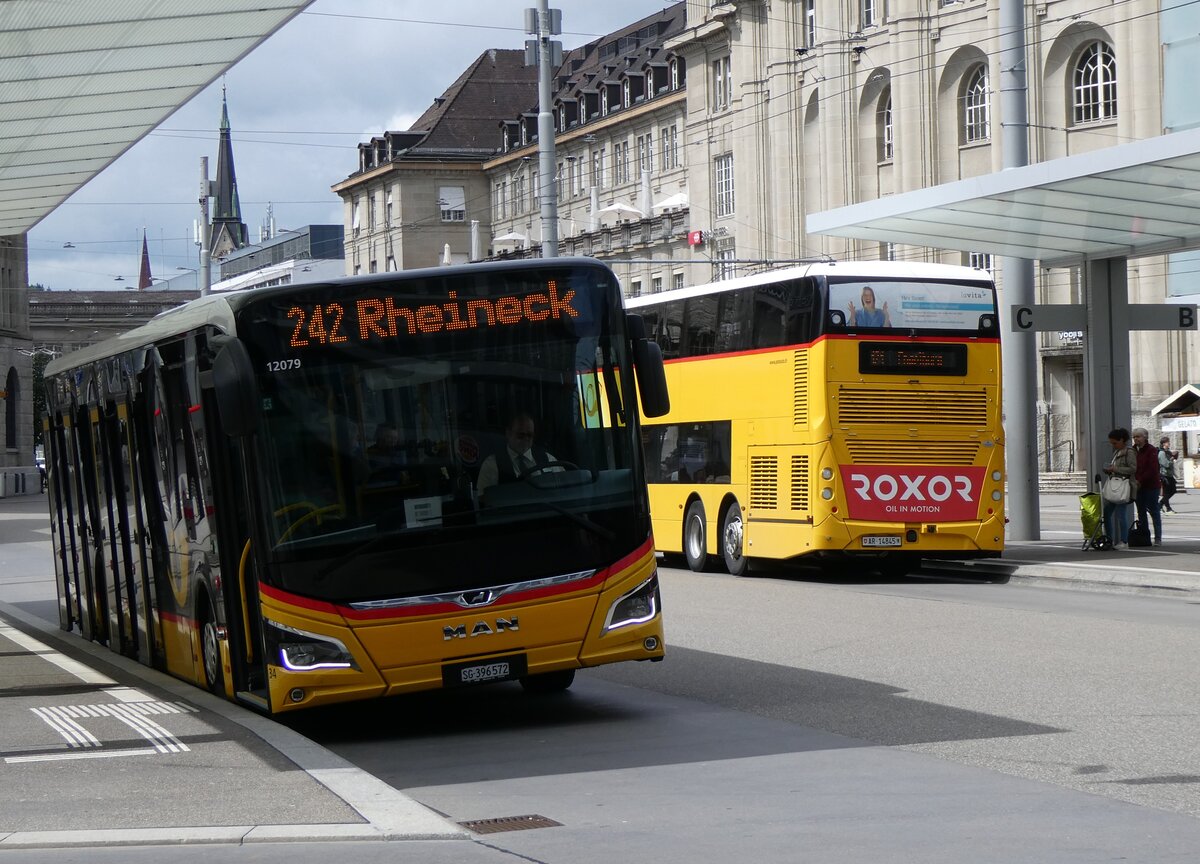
top-left (209, 82), bottom-right (249, 257)
top-left (137, 230), bottom-right (152, 290)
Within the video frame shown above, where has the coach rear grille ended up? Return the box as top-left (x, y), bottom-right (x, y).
top-left (846, 441), bottom-right (982, 465)
top-left (750, 455), bottom-right (780, 509)
top-left (837, 388), bottom-right (989, 426)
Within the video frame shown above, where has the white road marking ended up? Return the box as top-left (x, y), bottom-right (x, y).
top-left (6, 748), bottom-right (158, 764)
top-left (0, 621), bottom-right (115, 686)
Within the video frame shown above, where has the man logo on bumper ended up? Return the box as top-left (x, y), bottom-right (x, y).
top-left (444, 617), bottom-right (520, 640)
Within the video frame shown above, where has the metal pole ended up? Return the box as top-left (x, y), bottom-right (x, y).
top-left (534, 0), bottom-right (558, 258)
top-left (999, 0), bottom-right (1037, 539)
top-left (199, 157), bottom-right (212, 297)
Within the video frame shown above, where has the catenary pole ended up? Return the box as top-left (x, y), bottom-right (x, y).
top-left (529, 1), bottom-right (561, 257)
top-left (999, 0), bottom-right (1038, 539)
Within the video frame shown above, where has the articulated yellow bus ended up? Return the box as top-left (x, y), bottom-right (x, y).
top-left (42, 258), bottom-right (669, 713)
top-left (626, 261), bottom-right (1004, 576)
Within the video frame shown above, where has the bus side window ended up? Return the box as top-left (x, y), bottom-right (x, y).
top-left (653, 300), bottom-right (684, 360)
top-left (785, 278), bottom-right (817, 344)
top-left (752, 287), bottom-right (788, 348)
top-left (716, 291), bottom-right (750, 353)
top-left (684, 295), bottom-right (718, 356)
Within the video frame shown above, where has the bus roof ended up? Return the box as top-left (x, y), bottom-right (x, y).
top-left (623, 260), bottom-right (993, 310)
top-left (43, 257), bottom-right (620, 378)
top-left (43, 291), bottom-right (239, 378)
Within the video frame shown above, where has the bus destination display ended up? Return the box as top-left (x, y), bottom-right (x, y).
top-left (859, 342), bottom-right (967, 376)
top-left (282, 281), bottom-right (580, 350)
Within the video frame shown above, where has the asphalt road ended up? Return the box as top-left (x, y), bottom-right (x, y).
top-left (261, 562), bottom-right (1200, 863)
top-left (5, 490), bottom-right (1200, 861)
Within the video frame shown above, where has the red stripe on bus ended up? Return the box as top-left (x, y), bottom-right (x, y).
top-left (661, 332), bottom-right (999, 365)
top-left (259, 536), bottom-right (656, 622)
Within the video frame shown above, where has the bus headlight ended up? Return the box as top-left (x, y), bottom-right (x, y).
top-left (603, 573), bottom-right (660, 632)
top-left (265, 619), bottom-right (358, 671)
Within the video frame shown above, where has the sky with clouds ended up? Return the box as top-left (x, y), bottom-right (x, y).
top-left (26, 1), bottom-right (669, 293)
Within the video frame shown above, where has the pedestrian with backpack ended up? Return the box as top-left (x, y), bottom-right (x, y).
top-left (1159, 436), bottom-right (1179, 514)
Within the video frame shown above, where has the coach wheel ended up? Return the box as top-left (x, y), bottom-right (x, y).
top-left (520, 669), bottom-right (575, 694)
top-left (683, 500), bottom-right (710, 572)
top-left (722, 503), bottom-right (748, 577)
top-left (200, 591), bottom-right (225, 696)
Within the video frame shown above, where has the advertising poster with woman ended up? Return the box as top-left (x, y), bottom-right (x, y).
top-left (831, 280), bottom-right (995, 330)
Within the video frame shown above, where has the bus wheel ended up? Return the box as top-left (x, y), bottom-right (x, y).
top-left (200, 592), bottom-right (225, 695)
top-left (683, 501), bottom-right (710, 572)
top-left (721, 503), bottom-right (748, 577)
top-left (520, 669), bottom-right (575, 693)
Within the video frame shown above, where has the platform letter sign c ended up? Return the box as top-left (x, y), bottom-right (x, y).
top-left (1015, 306), bottom-right (1034, 331)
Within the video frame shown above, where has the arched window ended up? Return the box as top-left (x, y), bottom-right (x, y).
top-left (961, 65), bottom-right (990, 143)
top-left (1073, 41), bottom-right (1117, 125)
top-left (877, 90), bottom-right (893, 162)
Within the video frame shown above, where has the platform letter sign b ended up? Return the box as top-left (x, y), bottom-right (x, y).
top-left (1181, 306), bottom-right (1196, 330)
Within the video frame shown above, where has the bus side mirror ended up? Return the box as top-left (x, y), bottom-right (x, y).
top-left (626, 314), bottom-right (669, 418)
top-left (212, 338), bottom-right (260, 438)
top-left (633, 339), bottom-right (670, 418)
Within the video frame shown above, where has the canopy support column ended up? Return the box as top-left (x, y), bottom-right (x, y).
top-left (1083, 257), bottom-right (1132, 486)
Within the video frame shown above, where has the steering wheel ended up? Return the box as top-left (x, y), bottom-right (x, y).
top-left (517, 459), bottom-right (579, 480)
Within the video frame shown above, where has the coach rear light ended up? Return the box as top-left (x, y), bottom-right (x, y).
top-left (604, 573), bottom-right (661, 632)
top-left (992, 470), bottom-right (1003, 482)
top-left (265, 619), bottom-right (358, 671)
top-left (821, 467), bottom-right (834, 481)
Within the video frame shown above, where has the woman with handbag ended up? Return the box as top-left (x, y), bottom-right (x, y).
top-left (1101, 427), bottom-right (1138, 548)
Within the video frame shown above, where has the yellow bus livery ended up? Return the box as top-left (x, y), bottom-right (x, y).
top-left (626, 260), bottom-right (1004, 576)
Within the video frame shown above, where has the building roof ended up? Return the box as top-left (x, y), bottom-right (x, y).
top-left (550, 4), bottom-right (685, 110)
top-left (406, 49), bottom-right (539, 154)
top-left (0, 1), bottom-right (314, 235)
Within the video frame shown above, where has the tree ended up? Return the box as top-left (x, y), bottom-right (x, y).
top-left (31, 351), bottom-right (50, 447)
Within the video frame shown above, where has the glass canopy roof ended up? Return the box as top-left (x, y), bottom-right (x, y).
top-left (807, 127), bottom-right (1200, 268)
top-left (0, 1), bottom-right (314, 235)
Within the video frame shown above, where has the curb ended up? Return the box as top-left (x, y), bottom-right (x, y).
top-left (0, 600), bottom-right (468, 848)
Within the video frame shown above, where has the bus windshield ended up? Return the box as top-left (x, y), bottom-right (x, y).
top-left (236, 264), bottom-right (644, 603)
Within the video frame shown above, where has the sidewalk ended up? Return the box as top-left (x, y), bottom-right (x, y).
top-left (0, 490), bottom-right (1196, 849)
top-left (956, 491), bottom-right (1200, 594)
top-left (0, 492), bottom-right (463, 849)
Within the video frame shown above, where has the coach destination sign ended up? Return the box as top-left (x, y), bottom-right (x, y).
top-left (284, 280), bottom-right (581, 349)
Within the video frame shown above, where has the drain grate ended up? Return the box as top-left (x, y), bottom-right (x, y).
top-left (459, 814), bottom-right (562, 834)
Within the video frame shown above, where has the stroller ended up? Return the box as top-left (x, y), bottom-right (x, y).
top-left (1080, 490), bottom-right (1111, 551)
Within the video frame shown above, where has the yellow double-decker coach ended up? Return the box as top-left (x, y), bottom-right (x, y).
top-left (626, 260), bottom-right (1004, 577)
